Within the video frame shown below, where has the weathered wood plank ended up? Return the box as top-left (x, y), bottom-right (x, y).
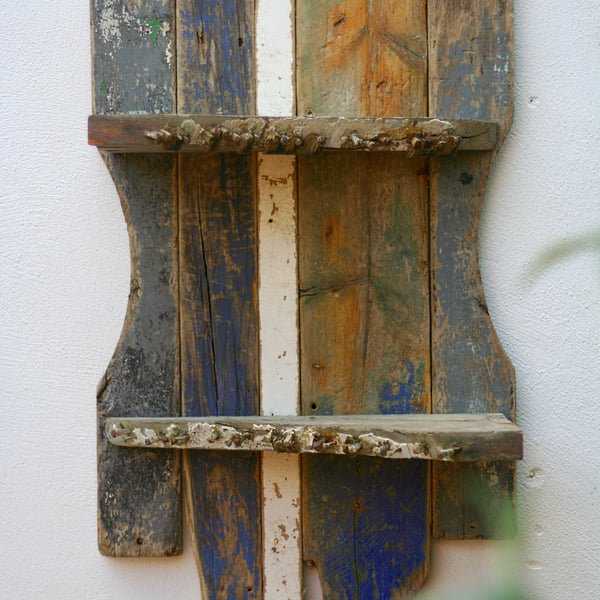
top-left (297, 1), bottom-right (430, 596)
top-left (428, 0), bottom-right (517, 539)
top-left (297, 0), bottom-right (427, 117)
top-left (179, 153), bottom-right (262, 597)
top-left (107, 414), bottom-right (523, 461)
top-left (92, 0), bottom-right (175, 115)
top-left (176, 1), bottom-right (262, 596)
top-left (258, 154), bottom-right (302, 599)
top-left (92, 0), bottom-right (180, 557)
top-left (88, 114), bottom-right (498, 153)
top-left (256, 3), bottom-right (302, 595)
top-left (97, 154), bottom-right (181, 557)
top-left (177, 0), bottom-right (255, 115)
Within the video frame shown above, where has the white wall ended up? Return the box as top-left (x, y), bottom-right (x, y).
top-left (1, 2), bottom-right (599, 598)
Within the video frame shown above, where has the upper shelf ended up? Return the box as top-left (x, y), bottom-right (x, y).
top-left (88, 114), bottom-right (498, 155)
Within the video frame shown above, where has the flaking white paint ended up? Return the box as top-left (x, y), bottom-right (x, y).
top-left (1, 2), bottom-right (600, 599)
top-left (256, 2), bottom-right (303, 598)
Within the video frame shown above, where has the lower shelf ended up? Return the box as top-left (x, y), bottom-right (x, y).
top-left (106, 413), bottom-right (522, 462)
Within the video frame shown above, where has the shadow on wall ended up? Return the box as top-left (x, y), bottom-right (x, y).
top-left (416, 499), bottom-right (526, 600)
top-left (413, 228), bottom-right (600, 599)
top-left (523, 229), bottom-right (600, 285)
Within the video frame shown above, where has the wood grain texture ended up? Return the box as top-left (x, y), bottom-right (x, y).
top-left (176, 1), bottom-right (262, 596)
top-left (88, 114), bottom-right (498, 154)
top-left (297, 0), bottom-right (427, 117)
top-left (428, 0), bottom-right (517, 539)
top-left (179, 154), bottom-right (262, 597)
top-left (297, 1), bottom-right (430, 596)
top-left (92, 0), bottom-right (181, 556)
top-left (177, 0), bottom-right (255, 115)
top-left (97, 154), bottom-right (181, 557)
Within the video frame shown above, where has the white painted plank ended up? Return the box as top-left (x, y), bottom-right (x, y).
top-left (256, 1), bottom-right (302, 598)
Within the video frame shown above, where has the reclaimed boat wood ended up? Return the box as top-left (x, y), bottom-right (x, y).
top-left (88, 114), bottom-right (498, 154)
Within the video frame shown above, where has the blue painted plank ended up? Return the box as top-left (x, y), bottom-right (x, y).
top-left (177, 0), bottom-right (255, 114)
top-left (176, 1), bottom-right (262, 597)
top-left (303, 456), bottom-right (428, 598)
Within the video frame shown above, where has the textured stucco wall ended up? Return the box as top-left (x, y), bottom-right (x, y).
top-left (1, 2), bottom-right (599, 599)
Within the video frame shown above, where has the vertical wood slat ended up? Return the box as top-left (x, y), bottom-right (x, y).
top-left (428, 0), bottom-right (516, 539)
top-left (258, 155), bottom-right (302, 600)
top-left (256, 3), bottom-right (302, 597)
top-left (92, 0), bottom-right (181, 556)
top-left (297, 1), bottom-right (430, 596)
top-left (176, 0), bottom-right (262, 596)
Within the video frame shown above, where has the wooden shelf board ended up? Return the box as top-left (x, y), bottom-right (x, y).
top-left (106, 413), bottom-right (521, 462)
top-left (89, 114), bottom-right (498, 155)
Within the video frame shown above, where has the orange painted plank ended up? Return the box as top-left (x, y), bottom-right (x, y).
top-left (297, 1), bottom-right (430, 596)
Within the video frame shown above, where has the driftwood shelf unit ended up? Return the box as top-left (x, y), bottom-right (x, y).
top-left (91, 0), bottom-right (520, 597)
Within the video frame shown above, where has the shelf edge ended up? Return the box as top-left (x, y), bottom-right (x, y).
top-left (89, 115), bottom-right (498, 155)
top-left (106, 413), bottom-right (522, 462)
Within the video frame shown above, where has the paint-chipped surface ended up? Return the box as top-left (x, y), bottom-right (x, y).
top-left (92, 0), bottom-right (181, 558)
top-left (175, 1), bottom-right (263, 597)
top-left (96, 154), bottom-right (181, 557)
top-left (92, 0), bottom-right (175, 114)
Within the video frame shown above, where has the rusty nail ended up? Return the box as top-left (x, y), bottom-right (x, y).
top-left (144, 129), bottom-right (172, 144)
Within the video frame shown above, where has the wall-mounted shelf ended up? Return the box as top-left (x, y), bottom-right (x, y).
top-left (89, 114), bottom-right (498, 154)
top-left (91, 0), bottom-right (518, 596)
top-left (107, 413), bottom-right (521, 461)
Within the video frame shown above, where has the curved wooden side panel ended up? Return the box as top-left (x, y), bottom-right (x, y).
top-left (92, 0), bottom-right (180, 556)
top-left (428, 0), bottom-right (517, 538)
top-left (97, 152), bottom-right (181, 556)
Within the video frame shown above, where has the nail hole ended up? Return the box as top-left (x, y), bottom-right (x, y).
top-left (238, 37), bottom-right (244, 47)
top-left (311, 403), bottom-right (318, 410)
top-left (459, 172), bottom-right (473, 186)
top-left (136, 537), bottom-right (144, 545)
top-left (333, 14), bottom-right (346, 27)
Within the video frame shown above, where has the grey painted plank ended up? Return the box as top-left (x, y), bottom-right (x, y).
top-left (97, 153), bottom-right (181, 556)
top-left (92, 0), bottom-right (180, 556)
